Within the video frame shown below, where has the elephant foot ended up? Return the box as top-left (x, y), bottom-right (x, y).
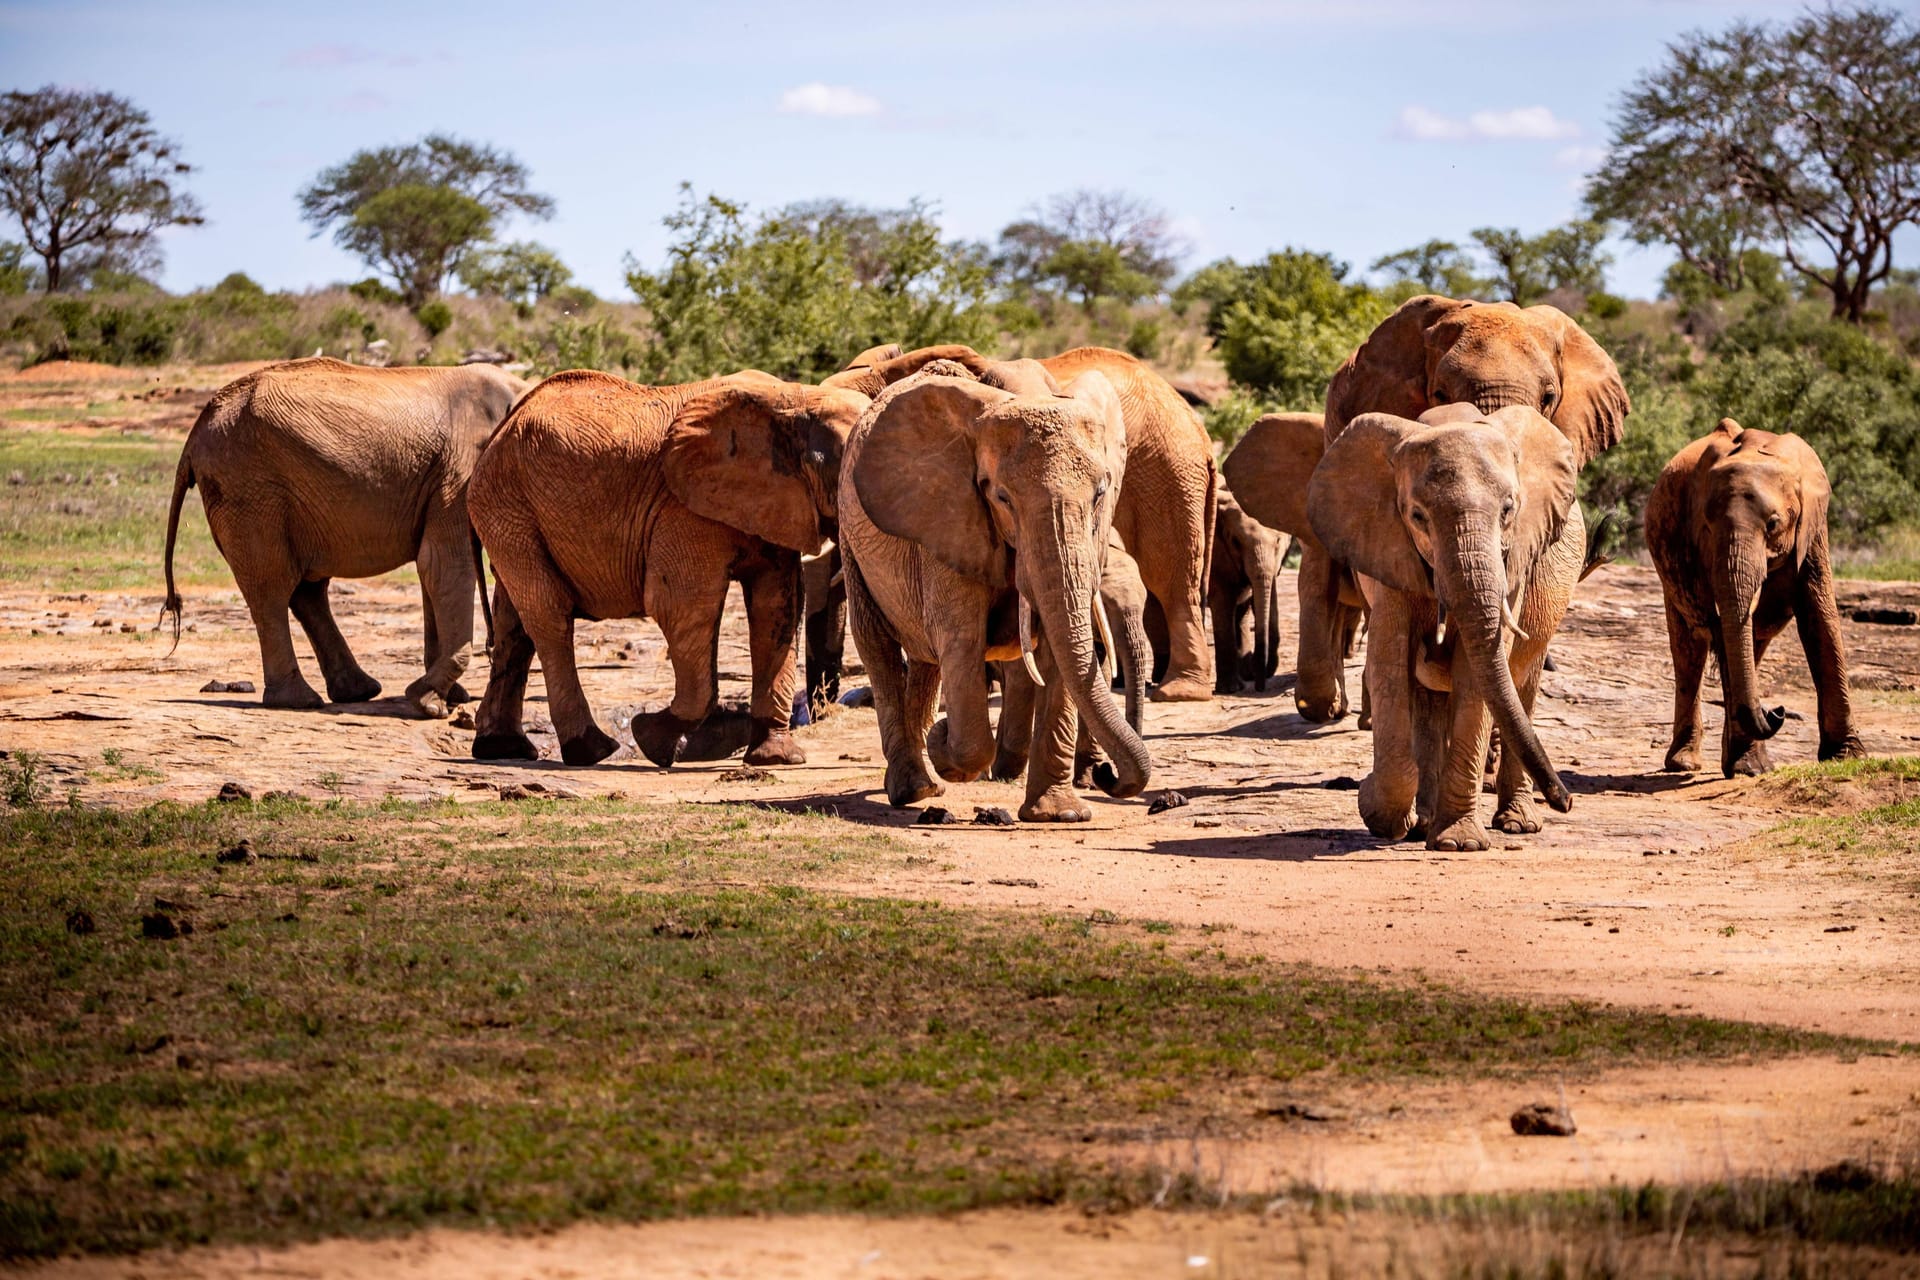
top-left (1020, 785), bottom-right (1092, 823)
top-left (989, 747), bottom-right (1028, 783)
top-left (472, 730), bottom-right (540, 761)
top-left (885, 757), bottom-right (942, 809)
top-left (1723, 738), bottom-right (1773, 778)
top-left (1358, 776), bottom-right (1416, 841)
top-left (560, 724), bottom-right (620, 767)
top-left (263, 679), bottom-right (324, 711)
top-left (326, 670), bottom-right (382, 704)
top-left (1664, 738), bottom-right (1702, 773)
top-left (1295, 696), bottom-right (1348, 724)
top-left (745, 719), bottom-right (806, 767)
top-left (927, 719), bottom-right (988, 784)
top-left (1214, 677), bottom-right (1245, 696)
top-left (1427, 814), bottom-right (1491, 852)
top-left (631, 710), bottom-right (698, 768)
top-left (1819, 733), bottom-right (1867, 762)
top-left (1151, 675), bottom-right (1214, 703)
top-left (405, 678), bottom-right (451, 720)
top-left (446, 681), bottom-right (473, 706)
top-left (1493, 793), bottom-right (1543, 835)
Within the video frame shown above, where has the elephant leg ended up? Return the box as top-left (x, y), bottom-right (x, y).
top-left (1209, 580), bottom-right (1243, 695)
top-left (1149, 587), bottom-right (1212, 701)
top-left (1412, 682), bottom-right (1447, 836)
top-left (633, 566), bottom-right (730, 770)
top-left (418, 579), bottom-right (470, 706)
top-left (803, 547), bottom-right (847, 712)
top-left (289, 579), bottom-right (381, 704)
top-left (1021, 641), bottom-right (1091, 823)
top-left (404, 535), bottom-right (475, 720)
top-left (1664, 598), bottom-right (1709, 773)
top-left (742, 555), bottom-right (805, 766)
top-left (1293, 545), bottom-right (1349, 722)
top-left (1795, 555), bottom-right (1865, 761)
top-left (927, 625), bottom-right (995, 784)
top-left (1427, 682), bottom-right (1494, 853)
top-left (237, 568), bottom-right (322, 711)
top-left (1357, 588), bottom-right (1417, 839)
top-left (992, 659), bottom-right (1037, 781)
top-left (472, 583), bottom-right (540, 761)
top-left (846, 557), bottom-right (940, 808)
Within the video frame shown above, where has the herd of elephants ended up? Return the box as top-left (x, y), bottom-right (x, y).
top-left (157, 294), bottom-right (1868, 851)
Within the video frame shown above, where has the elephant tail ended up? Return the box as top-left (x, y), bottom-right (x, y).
top-left (159, 451), bottom-right (194, 655)
top-left (470, 522), bottom-right (494, 652)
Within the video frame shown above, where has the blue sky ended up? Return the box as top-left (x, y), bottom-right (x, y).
top-left (0, 0), bottom-right (1880, 301)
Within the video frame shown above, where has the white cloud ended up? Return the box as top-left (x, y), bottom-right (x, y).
top-left (1554, 144), bottom-right (1607, 171)
top-left (777, 83), bottom-right (882, 119)
top-left (1395, 104), bottom-right (1581, 143)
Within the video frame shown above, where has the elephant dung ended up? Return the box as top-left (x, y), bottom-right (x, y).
top-left (1510, 1102), bottom-right (1577, 1136)
top-left (972, 806), bottom-right (1017, 827)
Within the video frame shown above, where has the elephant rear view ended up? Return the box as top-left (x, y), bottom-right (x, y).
top-left (161, 357), bottom-right (529, 717)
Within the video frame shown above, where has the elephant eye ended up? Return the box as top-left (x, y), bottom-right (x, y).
top-left (1501, 496), bottom-right (1516, 523)
top-left (1410, 508), bottom-right (1429, 529)
top-left (1540, 388), bottom-right (1559, 412)
top-left (1093, 478), bottom-right (1109, 503)
top-left (995, 488), bottom-right (1012, 506)
top-left (1766, 512), bottom-right (1783, 531)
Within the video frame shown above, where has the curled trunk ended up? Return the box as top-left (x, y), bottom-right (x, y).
top-left (1442, 524), bottom-right (1571, 813)
top-left (1714, 530), bottom-right (1787, 744)
top-left (1032, 527), bottom-right (1151, 798)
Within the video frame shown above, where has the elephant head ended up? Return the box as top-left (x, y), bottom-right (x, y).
top-left (1211, 487), bottom-right (1287, 690)
top-left (1699, 418), bottom-right (1828, 749)
top-left (851, 367), bottom-right (1150, 798)
top-left (1308, 405), bottom-right (1578, 813)
top-left (665, 382), bottom-right (871, 554)
top-left (1325, 296), bottom-right (1630, 466)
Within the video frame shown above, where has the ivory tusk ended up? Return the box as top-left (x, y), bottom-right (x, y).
top-left (1018, 594), bottom-right (1046, 688)
top-left (1500, 596), bottom-right (1531, 643)
top-left (1092, 593), bottom-right (1117, 683)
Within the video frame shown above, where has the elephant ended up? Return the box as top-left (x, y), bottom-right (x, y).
top-left (1296, 297), bottom-right (1630, 723)
top-left (799, 543), bottom-right (846, 717)
top-left (1207, 485), bottom-right (1288, 694)
top-left (1223, 412), bottom-right (1366, 708)
top-left (467, 371), bottom-right (869, 767)
top-left (1645, 418), bottom-right (1865, 777)
top-left (1308, 404), bottom-right (1583, 851)
top-left (840, 359), bottom-right (1151, 822)
top-left (824, 342), bottom-right (1219, 702)
top-left (160, 356), bottom-right (529, 718)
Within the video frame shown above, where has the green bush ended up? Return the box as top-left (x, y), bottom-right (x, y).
top-left (347, 277), bottom-right (403, 306)
top-left (1202, 250), bottom-right (1391, 411)
top-left (415, 300), bottom-right (453, 338)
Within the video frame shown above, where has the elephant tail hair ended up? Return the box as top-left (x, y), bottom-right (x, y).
top-left (471, 523), bottom-right (494, 652)
top-left (1580, 508), bottom-right (1620, 582)
top-left (159, 452), bottom-right (193, 655)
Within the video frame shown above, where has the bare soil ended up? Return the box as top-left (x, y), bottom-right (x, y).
top-left (5, 374), bottom-right (1920, 1273)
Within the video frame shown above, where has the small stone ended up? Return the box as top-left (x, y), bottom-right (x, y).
top-left (215, 838), bottom-right (258, 865)
top-left (988, 877), bottom-right (1039, 888)
top-left (915, 806), bottom-right (957, 825)
top-left (1146, 790), bottom-right (1189, 815)
top-left (719, 766), bottom-right (776, 783)
top-left (214, 781), bottom-right (251, 803)
top-left (118, 622), bottom-right (136, 633)
top-left (449, 708), bottom-right (476, 730)
top-left (1194, 818), bottom-right (1222, 829)
top-left (972, 806), bottom-right (1016, 827)
top-left (91, 618), bottom-right (111, 628)
top-left (1510, 1102), bottom-right (1577, 1136)
top-left (65, 909), bottom-right (95, 936)
top-left (141, 913), bottom-right (183, 941)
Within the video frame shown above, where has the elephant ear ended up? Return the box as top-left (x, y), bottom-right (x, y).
top-left (1308, 412), bottom-right (1429, 596)
top-left (1486, 406), bottom-right (1579, 579)
top-left (1324, 295), bottom-right (1469, 439)
top-left (875, 344), bottom-right (996, 386)
top-left (853, 375), bottom-right (1011, 586)
top-left (981, 358), bottom-right (1063, 397)
top-left (665, 384), bottom-right (827, 554)
top-left (1222, 412), bottom-right (1323, 540)
top-left (1062, 370), bottom-right (1128, 482)
top-left (1786, 432), bottom-right (1832, 570)
top-left (1527, 304), bottom-right (1630, 466)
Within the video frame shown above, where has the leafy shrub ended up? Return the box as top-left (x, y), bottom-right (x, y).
top-left (347, 278), bottom-right (403, 306)
top-left (1202, 250), bottom-right (1391, 411)
top-left (415, 300), bottom-right (453, 338)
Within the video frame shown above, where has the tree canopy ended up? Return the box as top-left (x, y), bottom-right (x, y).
top-left (0, 86), bottom-right (203, 293)
top-left (1587, 5), bottom-right (1920, 322)
top-left (297, 134), bottom-right (552, 307)
top-left (995, 189), bottom-right (1187, 313)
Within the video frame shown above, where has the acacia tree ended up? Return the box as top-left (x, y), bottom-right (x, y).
top-left (1588, 7), bottom-right (1920, 322)
top-left (1369, 239), bottom-right (1487, 297)
top-left (0, 87), bottom-right (203, 293)
top-left (994, 188), bottom-right (1187, 312)
top-left (1470, 222), bottom-right (1611, 305)
top-left (298, 135), bottom-right (553, 307)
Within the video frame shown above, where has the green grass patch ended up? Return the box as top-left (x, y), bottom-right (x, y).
top-left (0, 429), bottom-right (227, 593)
top-left (0, 797), bottom-right (1877, 1256)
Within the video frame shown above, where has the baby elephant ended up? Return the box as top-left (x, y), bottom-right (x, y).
top-left (1646, 418), bottom-right (1864, 777)
top-left (162, 358), bottom-right (528, 717)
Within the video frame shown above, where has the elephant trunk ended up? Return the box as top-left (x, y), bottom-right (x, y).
top-left (1108, 595), bottom-right (1150, 736)
top-left (1441, 519), bottom-right (1571, 813)
top-left (1032, 522), bottom-right (1151, 799)
top-left (1714, 527), bottom-right (1787, 746)
top-left (1251, 549), bottom-right (1279, 691)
